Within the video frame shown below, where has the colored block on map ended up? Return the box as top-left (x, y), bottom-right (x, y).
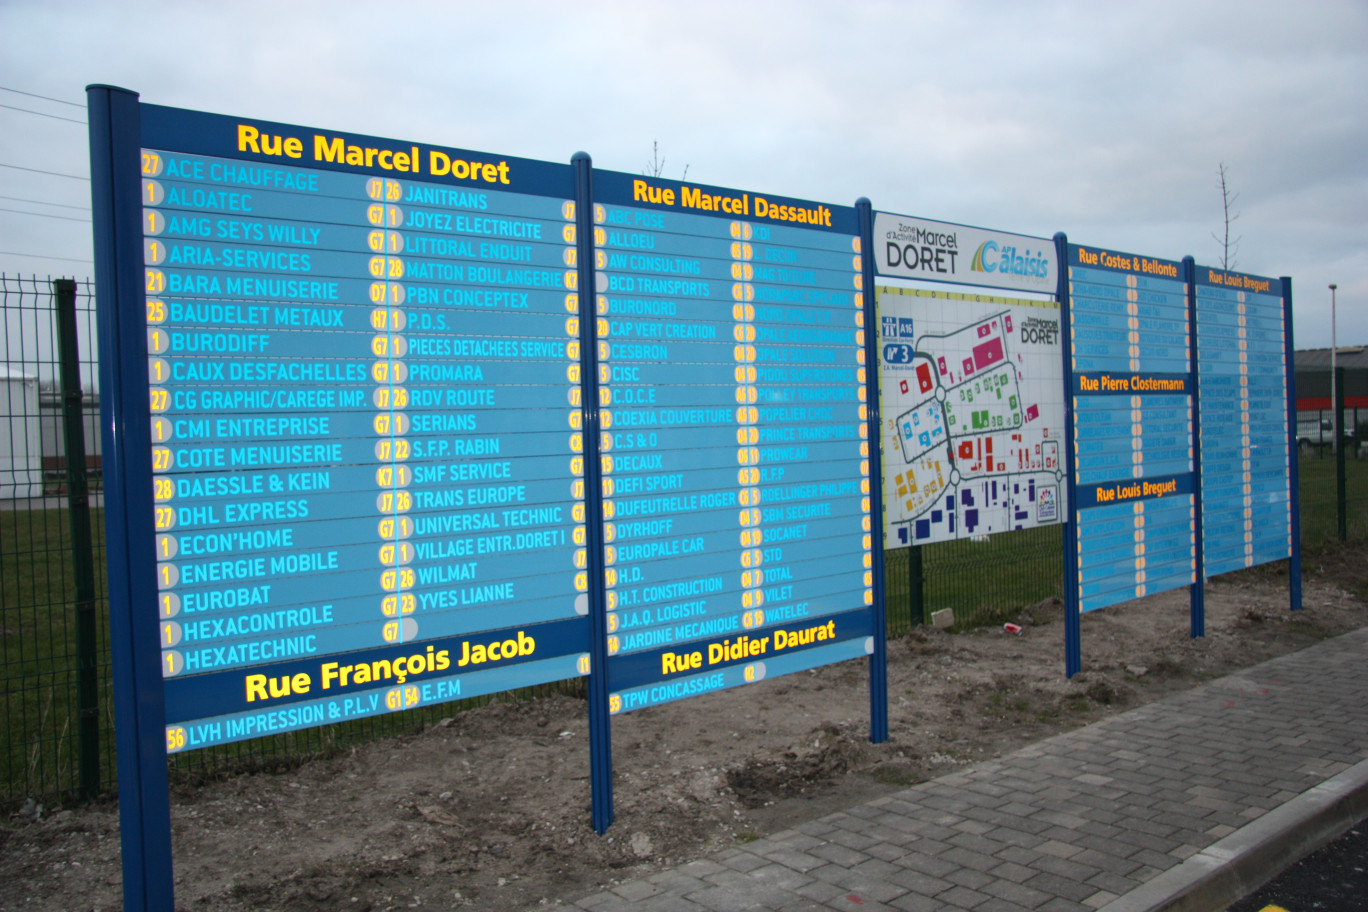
top-left (917, 362), bottom-right (933, 393)
top-left (973, 337), bottom-right (1005, 371)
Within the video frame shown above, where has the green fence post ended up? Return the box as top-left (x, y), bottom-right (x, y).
top-left (1336, 366), bottom-right (1347, 542)
top-left (54, 278), bottom-right (100, 801)
top-left (909, 544), bottom-right (925, 626)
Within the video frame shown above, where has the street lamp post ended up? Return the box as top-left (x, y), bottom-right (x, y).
top-left (1329, 282), bottom-right (1347, 541)
top-left (1329, 283), bottom-right (1337, 449)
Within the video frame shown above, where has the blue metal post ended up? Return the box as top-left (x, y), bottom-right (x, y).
top-left (1282, 277), bottom-right (1303, 610)
top-left (572, 153), bottom-right (614, 832)
top-left (856, 199), bottom-right (888, 743)
top-left (87, 84), bottom-right (176, 912)
top-left (1054, 233), bottom-right (1081, 678)
top-left (1184, 257), bottom-right (1204, 638)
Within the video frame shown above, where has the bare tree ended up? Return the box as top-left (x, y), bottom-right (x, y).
top-left (1212, 162), bottom-right (1241, 270)
top-left (643, 141), bottom-right (688, 181)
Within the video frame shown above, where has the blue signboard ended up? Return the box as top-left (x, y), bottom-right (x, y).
top-left (1194, 267), bottom-right (1292, 576)
top-left (588, 171), bottom-right (882, 714)
top-left (92, 89), bottom-right (891, 910)
top-left (126, 105), bottom-right (596, 752)
top-left (1063, 244), bottom-right (1196, 619)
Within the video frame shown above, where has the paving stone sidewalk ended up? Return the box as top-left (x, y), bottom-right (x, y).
top-left (568, 627), bottom-right (1368, 912)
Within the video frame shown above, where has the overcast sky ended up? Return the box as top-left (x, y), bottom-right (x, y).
top-left (1, 0), bottom-right (1363, 349)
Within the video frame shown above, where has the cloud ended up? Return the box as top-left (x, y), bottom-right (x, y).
top-left (0, 0), bottom-right (1364, 344)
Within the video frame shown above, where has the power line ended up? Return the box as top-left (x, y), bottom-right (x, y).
top-left (0, 162), bottom-right (88, 181)
top-left (0, 86), bottom-right (85, 109)
top-left (0, 103), bottom-right (85, 125)
top-left (0, 195), bottom-right (87, 211)
top-left (0, 251), bottom-right (93, 264)
top-left (0, 206), bottom-right (91, 223)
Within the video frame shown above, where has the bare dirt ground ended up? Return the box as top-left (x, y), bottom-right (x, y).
top-left (3, 545), bottom-right (1365, 912)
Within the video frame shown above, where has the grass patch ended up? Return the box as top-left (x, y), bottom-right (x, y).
top-left (885, 523), bottom-right (1064, 632)
top-left (872, 766), bottom-right (921, 787)
top-left (1062, 694), bottom-right (1090, 715)
top-left (0, 506), bottom-right (113, 807)
top-left (1297, 453), bottom-right (1368, 545)
top-left (1284, 617), bottom-right (1333, 640)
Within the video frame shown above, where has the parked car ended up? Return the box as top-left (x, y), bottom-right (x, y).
top-left (1296, 414), bottom-right (1356, 452)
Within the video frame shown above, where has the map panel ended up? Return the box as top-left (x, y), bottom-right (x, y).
top-left (877, 287), bottom-right (1065, 547)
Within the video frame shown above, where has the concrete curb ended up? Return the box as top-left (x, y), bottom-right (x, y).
top-left (1098, 756), bottom-right (1368, 912)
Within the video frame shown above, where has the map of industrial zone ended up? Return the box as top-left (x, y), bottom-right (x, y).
top-left (878, 288), bottom-right (1066, 547)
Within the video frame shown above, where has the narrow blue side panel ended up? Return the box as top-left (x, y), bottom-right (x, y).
top-left (1054, 233), bottom-right (1081, 678)
top-left (1185, 257), bottom-right (1204, 638)
top-left (1283, 278), bottom-right (1302, 610)
top-left (858, 198), bottom-right (888, 744)
top-left (88, 84), bottom-right (176, 912)
top-left (573, 153), bottom-right (614, 834)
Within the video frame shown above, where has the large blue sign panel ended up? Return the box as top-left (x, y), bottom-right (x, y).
top-left (136, 106), bottom-right (591, 752)
top-left (1067, 245), bottom-right (1195, 613)
top-left (1194, 267), bottom-right (1291, 576)
top-left (588, 172), bottom-right (878, 713)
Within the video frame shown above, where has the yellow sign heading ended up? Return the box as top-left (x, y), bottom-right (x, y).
top-left (241, 631), bottom-right (538, 705)
top-left (657, 620), bottom-right (837, 676)
top-left (1094, 477), bottom-right (1179, 503)
top-left (236, 124), bottom-right (511, 184)
top-left (1076, 247), bottom-right (1178, 278)
top-left (1078, 374), bottom-right (1187, 393)
top-left (631, 179), bottom-right (832, 226)
top-left (1205, 268), bottom-right (1273, 294)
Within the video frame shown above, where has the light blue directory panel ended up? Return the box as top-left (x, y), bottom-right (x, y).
top-left (589, 172), bottom-right (878, 713)
top-left (135, 106), bottom-right (593, 752)
top-left (1194, 268), bottom-right (1291, 576)
top-left (1067, 245), bottom-right (1196, 613)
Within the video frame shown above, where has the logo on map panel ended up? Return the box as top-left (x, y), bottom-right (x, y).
top-left (873, 211), bottom-right (1056, 294)
top-left (878, 289), bottom-right (1066, 547)
top-left (1037, 485), bottom-right (1058, 522)
top-left (881, 316), bottom-right (915, 339)
top-left (969, 240), bottom-right (1051, 282)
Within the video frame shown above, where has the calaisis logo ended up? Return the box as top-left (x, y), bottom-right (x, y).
top-left (970, 240), bottom-right (1051, 281)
